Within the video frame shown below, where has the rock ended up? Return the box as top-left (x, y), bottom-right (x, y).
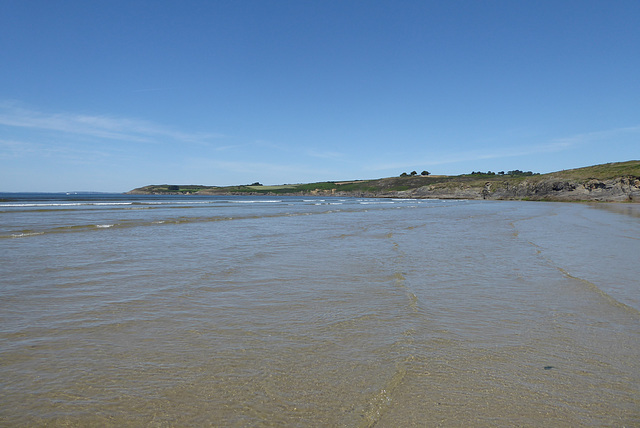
top-left (395, 175), bottom-right (640, 202)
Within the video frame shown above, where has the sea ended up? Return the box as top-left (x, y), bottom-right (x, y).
top-left (1, 193), bottom-right (639, 427)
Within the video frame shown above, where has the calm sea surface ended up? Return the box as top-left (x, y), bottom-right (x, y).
top-left (1, 193), bottom-right (639, 426)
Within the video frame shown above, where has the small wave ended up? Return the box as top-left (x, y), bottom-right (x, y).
top-left (231, 200), bottom-right (283, 204)
top-left (359, 201), bottom-right (395, 205)
top-left (0, 203), bottom-right (83, 207)
top-left (95, 224), bottom-right (115, 228)
top-left (136, 201), bottom-right (213, 205)
top-left (360, 354), bottom-right (413, 427)
top-left (557, 267), bottom-right (640, 315)
top-left (90, 202), bottom-right (133, 206)
top-left (0, 202), bottom-right (133, 207)
top-left (9, 231), bottom-right (45, 238)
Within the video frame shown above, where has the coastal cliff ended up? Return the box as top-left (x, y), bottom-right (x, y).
top-left (400, 175), bottom-right (640, 202)
top-left (128, 160), bottom-right (640, 202)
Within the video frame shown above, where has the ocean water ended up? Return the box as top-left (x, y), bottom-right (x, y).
top-left (1, 193), bottom-right (638, 427)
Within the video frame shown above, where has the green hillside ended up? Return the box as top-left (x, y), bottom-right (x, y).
top-left (128, 161), bottom-right (640, 200)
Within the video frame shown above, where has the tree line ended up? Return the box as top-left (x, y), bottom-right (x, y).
top-left (400, 171), bottom-right (430, 177)
top-left (469, 170), bottom-right (539, 176)
top-left (399, 169), bottom-right (539, 177)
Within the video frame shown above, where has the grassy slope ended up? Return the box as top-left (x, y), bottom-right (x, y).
top-left (128, 161), bottom-right (640, 195)
top-left (539, 160), bottom-right (640, 181)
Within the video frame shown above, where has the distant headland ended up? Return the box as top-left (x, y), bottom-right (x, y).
top-left (128, 160), bottom-right (640, 202)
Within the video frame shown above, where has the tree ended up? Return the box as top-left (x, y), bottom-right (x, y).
top-left (410, 171), bottom-right (417, 176)
top-left (421, 171), bottom-right (430, 176)
top-left (400, 172), bottom-right (408, 177)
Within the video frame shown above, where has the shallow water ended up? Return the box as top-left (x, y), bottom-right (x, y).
top-left (1, 194), bottom-right (639, 426)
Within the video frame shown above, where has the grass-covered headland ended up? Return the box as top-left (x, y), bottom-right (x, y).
top-left (128, 160), bottom-right (640, 202)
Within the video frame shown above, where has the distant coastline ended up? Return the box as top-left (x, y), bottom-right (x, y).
top-left (128, 160), bottom-right (640, 203)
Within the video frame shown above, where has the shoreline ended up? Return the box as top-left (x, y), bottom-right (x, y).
top-left (126, 188), bottom-right (640, 203)
top-left (127, 161), bottom-right (640, 203)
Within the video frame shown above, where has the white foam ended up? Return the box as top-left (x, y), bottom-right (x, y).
top-left (91, 202), bottom-right (133, 206)
top-left (232, 200), bottom-right (282, 204)
top-left (0, 202), bottom-right (133, 207)
top-left (10, 231), bottom-right (45, 238)
top-left (359, 201), bottom-right (395, 205)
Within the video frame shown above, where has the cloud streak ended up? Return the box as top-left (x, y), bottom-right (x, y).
top-left (0, 101), bottom-right (224, 145)
top-left (0, 137), bottom-right (119, 163)
top-left (549, 125), bottom-right (640, 146)
top-left (306, 149), bottom-right (346, 160)
top-left (371, 125), bottom-right (640, 171)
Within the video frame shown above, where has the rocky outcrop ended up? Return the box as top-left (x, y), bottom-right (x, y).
top-left (399, 184), bottom-right (485, 200)
top-left (400, 176), bottom-right (640, 202)
top-left (492, 176), bottom-right (640, 202)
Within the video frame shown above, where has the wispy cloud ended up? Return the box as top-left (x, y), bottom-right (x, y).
top-left (252, 139), bottom-right (292, 152)
top-left (0, 101), bottom-right (224, 145)
top-left (0, 139), bottom-right (39, 158)
top-left (370, 143), bottom-right (567, 171)
top-left (184, 156), bottom-right (343, 184)
top-left (306, 149), bottom-right (346, 160)
top-left (0, 138), bottom-right (120, 164)
top-left (131, 87), bottom-right (174, 93)
top-left (549, 125), bottom-right (640, 146)
top-left (189, 158), bottom-right (311, 175)
top-left (371, 125), bottom-right (640, 171)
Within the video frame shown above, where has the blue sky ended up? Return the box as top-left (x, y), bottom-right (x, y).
top-left (1, 0), bottom-right (639, 192)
